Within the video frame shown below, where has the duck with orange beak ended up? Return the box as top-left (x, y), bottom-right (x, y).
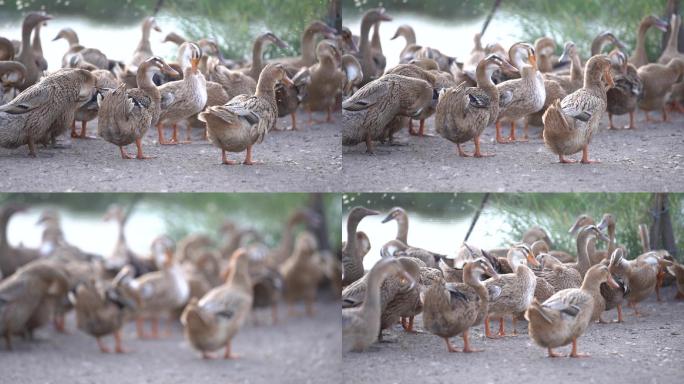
top-left (543, 55), bottom-right (613, 164)
top-left (156, 42), bottom-right (208, 145)
top-left (495, 42), bottom-right (546, 143)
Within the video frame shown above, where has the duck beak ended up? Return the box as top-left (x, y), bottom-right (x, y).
top-left (322, 25), bottom-right (338, 39)
top-left (526, 250), bottom-right (540, 267)
top-left (191, 58), bottom-right (200, 72)
top-left (502, 59), bottom-right (518, 74)
top-left (381, 212), bottom-right (395, 223)
top-left (528, 53), bottom-right (538, 70)
top-left (607, 273), bottom-right (620, 289)
top-left (597, 217), bottom-right (608, 231)
top-left (655, 18), bottom-right (669, 32)
top-left (390, 30), bottom-right (400, 40)
top-left (162, 63), bottom-right (179, 77)
top-left (558, 49), bottom-right (570, 64)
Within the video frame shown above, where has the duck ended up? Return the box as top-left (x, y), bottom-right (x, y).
top-left (436, 54), bottom-right (517, 157)
top-left (273, 20), bottom-right (337, 71)
top-left (544, 42), bottom-right (583, 94)
top-left (280, 232), bottom-right (324, 317)
top-left (0, 61), bottom-right (27, 106)
top-left (341, 54), bottom-right (363, 96)
top-left (567, 224), bottom-right (609, 278)
top-left (129, 243), bottom-right (189, 339)
top-left (181, 249), bottom-right (253, 359)
top-left (163, 32), bottom-right (187, 46)
top-left (598, 249), bottom-right (630, 323)
top-left (98, 57), bottom-right (178, 159)
top-left (0, 68), bottom-right (95, 156)
top-left (610, 249), bottom-right (672, 316)
top-left (0, 259), bottom-right (69, 349)
top-left (630, 15), bottom-right (669, 68)
top-left (665, 258), bottom-right (684, 300)
top-left (342, 74), bottom-right (434, 154)
top-left (534, 253), bottom-right (582, 293)
top-left (15, 12), bottom-right (52, 90)
top-left (199, 63), bottom-right (292, 165)
top-left (526, 263), bottom-right (619, 358)
top-left (607, 49), bottom-right (642, 130)
top-left (530, 240), bottom-right (575, 263)
top-left (68, 269), bottom-right (139, 353)
top-left (71, 69), bottom-right (117, 139)
top-left (535, 37), bottom-right (557, 73)
top-left (52, 28), bottom-right (108, 70)
top-left (495, 42), bottom-right (545, 143)
top-left (342, 206), bottom-right (379, 286)
top-left (392, 24), bottom-right (421, 64)
top-left (483, 243), bottom-right (539, 338)
top-left (380, 207), bottom-right (446, 267)
top-left (342, 257), bottom-right (412, 352)
top-left (156, 43), bottom-right (208, 145)
top-left (128, 17), bottom-right (162, 69)
top-left (301, 41), bottom-right (346, 123)
top-left (354, 8), bottom-right (393, 86)
top-left (636, 58), bottom-right (684, 123)
top-left (423, 258), bottom-right (499, 352)
top-left (384, 62), bottom-right (440, 138)
top-left (241, 32), bottom-right (290, 82)
top-left (591, 31), bottom-right (626, 57)
top-left (102, 205), bottom-right (157, 277)
top-left (542, 55), bottom-right (613, 164)
top-left (370, 22), bottom-right (386, 74)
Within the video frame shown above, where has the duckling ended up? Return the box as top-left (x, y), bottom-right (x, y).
top-left (423, 258), bottom-right (499, 352)
top-left (630, 15), bottom-right (669, 68)
top-left (436, 54), bottom-right (517, 157)
top-left (526, 263), bottom-right (619, 358)
top-left (52, 28), bottom-right (108, 70)
top-left (16, 12), bottom-right (52, 91)
top-left (130, 244), bottom-right (189, 339)
top-left (156, 43), bottom-right (208, 145)
top-left (495, 42), bottom-right (545, 143)
top-left (342, 207), bottom-right (379, 286)
top-left (129, 17), bottom-right (162, 69)
top-left (543, 55), bottom-right (613, 163)
top-left (181, 249), bottom-right (253, 359)
top-left (199, 63), bottom-right (293, 165)
top-left (98, 57), bottom-right (179, 159)
top-left (342, 74), bottom-right (434, 154)
top-left (280, 232), bottom-right (324, 317)
top-left (0, 259), bottom-right (69, 349)
top-left (69, 269), bottom-right (139, 353)
top-left (301, 41), bottom-right (346, 124)
top-left (0, 68), bottom-right (95, 156)
top-left (637, 58), bottom-right (684, 122)
top-left (0, 60), bottom-right (26, 105)
top-left (71, 69), bottom-right (117, 139)
top-left (354, 8), bottom-right (393, 85)
top-left (342, 258), bottom-right (412, 352)
top-left (607, 49), bottom-right (642, 130)
top-left (483, 244), bottom-right (539, 338)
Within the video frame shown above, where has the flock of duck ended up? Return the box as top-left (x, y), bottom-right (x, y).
top-left (0, 203), bottom-right (339, 359)
top-left (341, 206), bottom-right (684, 357)
top-left (341, 8), bottom-right (684, 163)
top-left (0, 12), bottom-right (358, 164)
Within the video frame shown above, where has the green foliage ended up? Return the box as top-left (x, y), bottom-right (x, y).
top-left (0, 193), bottom-right (341, 250)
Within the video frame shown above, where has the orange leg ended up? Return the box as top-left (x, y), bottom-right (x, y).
top-left (580, 145), bottom-right (600, 164)
top-left (326, 106), bottom-right (333, 122)
top-left (474, 135), bottom-right (494, 157)
top-left (79, 120), bottom-right (94, 139)
top-left (558, 153), bottom-right (577, 163)
top-left (114, 330), bottom-right (127, 353)
top-left (202, 351), bottom-right (217, 359)
top-left (119, 146), bottom-right (133, 160)
top-left (271, 303), bottom-right (278, 325)
top-left (644, 110), bottom-right (652, 123)
top-left (70, 120), bottom-right (78, 138)
top-left (96, 337), bottom-right (111, 353)
top-left (243, 145), bottom-right (260, 165)
top-left (507, 121), bottom-right (517, 141)
top-left (547, 347), bottom-right (564, 358)
top-left (656, 269), bottom-right (665, 302)
top-left (511, 316), bottom-right (518, 336)
top-left (224, 340), bottom-right (238, 359)
top-left (203, 127), bottom-right (209, 140)
top-left (662, 107), bottom-right (669, 122)
top-left (365, 133), bottom-right (374, 154)
top-left (408, 119), bottom-right (417, 136)
top-left (135, 137), bottom-right (154, 159)
top-left (171, 124), bottom-right (179, 143)
top-left (462, 329), bottom-right (483, 352)
top-left (522, 119), bottom-right (529, 140)
top-left (497, 317), bottom-right (506, 337)
top-left (221, 149), bottom-right (237, 165)
top-left (615, 304), bottom-right (623, 323)
top-left (418, 119), bottom-right (427, 136)
top-left (151, 316), bottom-right (159, 338)
top-left (457, 143), bottom-right (472, 157)
top-left (570, 337), bottom-right (590, 358)
top-left (496, 121), bottom-right (512, 144)
top-left (608, 113), bottom-right (617, 129)
top-left (444, 337), bottom-right (461, 352)
top-left (405, 316), bottom-right (415, 333)
top-left (136, 317), bottom-right (146, 339)
top-left (157, 123), bottom-right (175, 145)
top-left (484, 316), bottom-right (499, 339)
top-left (290, 113), bottom-right (298, 131)
top-left (627, 111), bottom-right (637, 129)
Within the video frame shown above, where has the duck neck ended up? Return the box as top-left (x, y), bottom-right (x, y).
top-left (227, 260), bottom-right (252, 293)
top-left (137, 64), bottom-right (161, 101)
top-left (300, 28), bottom-right (319, 66)
top-left (475, 63), bottom-right (498, 98)
top-left (361, 267), bottom-right (386, 318)
top-left (20, 20), bottom-right (35, 59)
top-left (403, 28), bottom-right (417, 47)
top-left (254, 72), bottom-right (277, 99)
top-left (583, 66), bottom-right (605, 92)
top-left (576, 233), bottom-right (593, 276)
top-left (137, 22), bottom-right (153, 53)
top-left (344, 215), bottom-right (362, 255)
top-left (394, 213), bottom-right (408, 244)
top-left (570, 52), bottom-right (583, 84)
top-left (632, 22), bottom-right (650, 66)
top-left (371, 22), bottom-right (382, 50)
top-left (607, 224), bottom-right (616, 255)
top-left (580, 270), bottom-right (602, 293)
top-left (666, 19), bottom-right (680, 52)
top-left (359, 16), bottom-right (374, 58)
top-left (251, 37), bottom-right (269, 79)
top-left (463, 266), bottom-right (488, 302)
top-left (590, 36), bottom-right (609, 56)
top-left (32, 24), bottom-right (43, 54)
top-left (0, 210), bottom-right (14, 251)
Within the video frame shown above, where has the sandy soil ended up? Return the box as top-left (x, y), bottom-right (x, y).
top-left (0, 299), bottom-right (341, 384)
top-left (342, 112), bottom-right (684, 192)
top-left (342, 286), bottom-right (684, 384)
top-left (0, 111), bottom-right (342, 192)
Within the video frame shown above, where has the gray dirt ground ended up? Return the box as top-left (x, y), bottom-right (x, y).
top-left (0, 111), bottom-right (342, 192)
top-left (0, 299), bottom-right (341, 384)
top-left (342, 286), bottom-right (684, 384)
top-left (342, 112), bottom-right (684, 192)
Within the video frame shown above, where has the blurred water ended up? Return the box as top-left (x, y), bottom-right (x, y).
top-left (346, 11), bottom-right (523, 69)
top-left (6, 207), bottom-right (166, 257)
top-left (343, 210), bottom-right (515, 270)
top-left (0, 15), bottom-right (180, 71)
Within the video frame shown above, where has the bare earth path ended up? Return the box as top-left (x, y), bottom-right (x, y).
top-left (342, 112), bottom-right (684, 192)
top-left (0, 111), bottom-right (342, 192)
top-left (0, 299), bottom-right (341, 384)
top-left (342, 286), bottom-right (683, 384)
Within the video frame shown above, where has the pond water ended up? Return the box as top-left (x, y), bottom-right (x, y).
top-left (343, 209), bottom-right (515, 270)
top-left (0, 14), bottom-right (181, 71)
top-left (345, 11), bottom-right (523, 69)
top-left (6, 206), bottom-right (167, 257)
